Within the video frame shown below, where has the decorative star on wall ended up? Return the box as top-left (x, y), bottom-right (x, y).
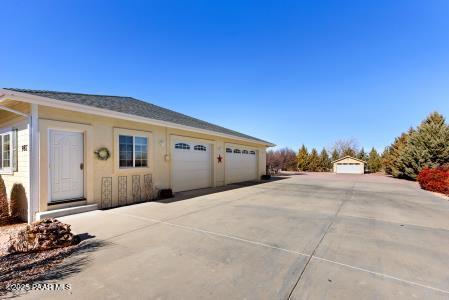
top-left (217, 154), bottom-right (223, 163)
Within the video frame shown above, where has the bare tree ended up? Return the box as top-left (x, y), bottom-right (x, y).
top-left (331, 138), bottom-right (360, 158)
top-left (266, 148), bottom-right (297, 171)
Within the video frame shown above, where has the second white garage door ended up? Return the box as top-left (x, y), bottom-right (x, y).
top-left (335, 163), bottom-right (364, 174)
top-left (172, 140), bottom-right (212, 192)
top-left (225, 146), bottom-right (258, 184)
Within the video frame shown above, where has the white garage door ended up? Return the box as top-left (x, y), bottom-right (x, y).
top-left (225, 146), bottom-right (258, 184)
top-left (172, 140), bottom-right (212, 192)
top-left (336, 163), bottom-right (364, 174)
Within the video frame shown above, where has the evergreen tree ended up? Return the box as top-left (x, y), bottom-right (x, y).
top-left (297, 145), bottom-right (309, 171)
top-left (367, 147), bottom-right (382, 173)
top-left (399, 112), bottom-right (449, 179)
top-left (319, 148), bottom-right (332, 172)
top-left (331, 149), bottom-right (340, 162)
top-left (357, 147), bottom-right (368, 161)
top-left (307, 148), bottom-right (320, 171)
top-left (383, 129), bottom-right (413, 177)
top-left (342, 147), bottom-right (357, 157)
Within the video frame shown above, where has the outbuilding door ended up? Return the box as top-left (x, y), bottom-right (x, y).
top-left (171, 139), bottom-right (212, 192)
top-left (335, 163), bottom-right (363, 174)
top-left (49, 130), bottom-right (84, 202)
top-left (225, 146), bottom-right (258, 184)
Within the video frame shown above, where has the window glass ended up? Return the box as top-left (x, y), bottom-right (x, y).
top-left (226, 148), bottom-right (232, 153)
top-left (250, 151), bottom-right (256, 155)
top-left (175, 143), bottom-right (190, 150)
top-left (233, 149), bottom-right (241, 154)
top-left (0, 132), bottom-right (13, 171)
top-left (194, 145), bottom-right (206, 151)
top-left (119, 135), bottom-right (148, 168)
top-left (242, 150), bottom-right (249, 154)
top-left (135, 137), bottom-right (148, 167)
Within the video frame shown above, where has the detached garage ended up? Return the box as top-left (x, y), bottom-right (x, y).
top-left (332, 156), bottom-right (366, 174)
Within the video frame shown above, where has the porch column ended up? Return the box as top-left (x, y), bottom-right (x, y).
top-left (28, 104), bottom-right (39, 223)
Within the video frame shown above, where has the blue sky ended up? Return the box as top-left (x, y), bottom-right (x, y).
top-left (1, 1), bottom-right (449, 152)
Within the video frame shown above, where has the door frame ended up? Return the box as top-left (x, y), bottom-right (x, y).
top-left (39, 119), bottom-right (94, 211)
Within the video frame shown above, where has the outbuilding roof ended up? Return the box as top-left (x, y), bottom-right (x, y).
top-left (331, 156), bottom-right (367, 164)
top-left (4, 88), bottom-right (273, 146)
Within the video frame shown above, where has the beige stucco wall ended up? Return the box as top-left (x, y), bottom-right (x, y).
top-left (332, 157), bottom-right (365, 173)
top-left (0, 102), bottom-right (31, 220)
top-left (37, 105), bottom-right (268, 212)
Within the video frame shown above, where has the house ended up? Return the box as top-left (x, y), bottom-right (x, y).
top-left (332, 156), bottom-right (366, 174)
top-left (0, 88), bottom-right (274, 223)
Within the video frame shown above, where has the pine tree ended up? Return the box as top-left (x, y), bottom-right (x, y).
top-left (357, 147), bottom-right (368, 161)
top-left (331, 149), bottom-right (339, 162)
top-left (319, 148), bottom-right (332, 172)
top-left (297, 145), bottom-right (309, 171)
top-left (307, 148), bottom-right (320, 172)
top-left (383, 129), bottom-right (413, 177)
top-left (367, 147), bottom-right (382, 173)
top-left (399, 112), bottom-right (449, 179)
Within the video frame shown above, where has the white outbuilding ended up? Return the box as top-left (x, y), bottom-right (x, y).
top-left (332, 156), bottom-right (366, 174)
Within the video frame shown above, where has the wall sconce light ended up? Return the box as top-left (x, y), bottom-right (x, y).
top-left (159, 139), bottom-right (165, 147)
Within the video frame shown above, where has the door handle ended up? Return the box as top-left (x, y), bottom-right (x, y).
top-left (80, 163), bottom-right (84, 170)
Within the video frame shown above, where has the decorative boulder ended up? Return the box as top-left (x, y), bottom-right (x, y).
top-left (7, 218), bottom-right (80, 254)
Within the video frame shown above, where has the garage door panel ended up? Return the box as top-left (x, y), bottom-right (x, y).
top-left (225, 146), bottom-right (258, 184)
top-left (336, 164), bottom-right (364, 174)
top-left (172, 140), bottom-right (212, 192)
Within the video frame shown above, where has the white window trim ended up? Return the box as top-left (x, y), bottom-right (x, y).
top-left (119, 135), bottom-right (149, 169)
top-left (0, 128), bottom-right (14, 175)
top-left (114, 128), bottom-right (153, 175)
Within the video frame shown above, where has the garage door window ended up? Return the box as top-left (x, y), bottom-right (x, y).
top-left (242, 150), bottom-right (248, 154)
top-left (175, 143), bottom-right (190, 150)
top-left (226, 148), bottom-right (232, 153)
top-left (249, 151), bottom-right (256, 155)
top-left (233, 149), bottom-right (241, 154)
top-left (119, 135), bottom-right (148, 168)
top-left (194, 145), bottom-right (207, 151)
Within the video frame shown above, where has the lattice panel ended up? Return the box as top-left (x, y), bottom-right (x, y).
top-left (101, 177), bottom-right (113, 209)
top-left (143, 174), bottom-right (154, 202)
top-left (132, 175), bottom-right (141, 203)
top-left (118, 176), bottom-right (127, 206)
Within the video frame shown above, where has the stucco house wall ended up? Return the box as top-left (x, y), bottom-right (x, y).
top-left (37, 105), bottom-right (267, 213)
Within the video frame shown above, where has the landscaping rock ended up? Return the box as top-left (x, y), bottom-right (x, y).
top-left (7, 218), bottom-right (80, 254)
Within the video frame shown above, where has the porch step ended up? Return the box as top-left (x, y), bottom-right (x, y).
top-left (35, 204), bottom-right (98, 221)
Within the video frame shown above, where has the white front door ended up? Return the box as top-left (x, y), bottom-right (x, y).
top-left (50, 130), bottom-right (84, 202)
top-left (172, 139), bottom-right (212, 192)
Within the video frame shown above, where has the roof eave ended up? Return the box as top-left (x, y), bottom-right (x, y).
top-left (0, 89), bottom-right (275, 147)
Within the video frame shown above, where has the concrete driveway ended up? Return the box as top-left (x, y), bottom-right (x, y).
top-left (21, 173), bottom-right (449, 299)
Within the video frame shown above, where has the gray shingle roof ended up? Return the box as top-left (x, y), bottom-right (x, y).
top-left (5, 88), bottom-right (272, 145)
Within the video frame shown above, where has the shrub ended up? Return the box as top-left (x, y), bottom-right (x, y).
top-left (0, 175), bottom-right (9, 218)
top-left (10, 183), bottom-right (27, 219)
top-left (417, 166), bottom-right (449, 195)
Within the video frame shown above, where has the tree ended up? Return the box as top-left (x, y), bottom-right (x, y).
top-left (399, 112), bottom-right (449, 179)
top-left (357, 147), bottom-right (368, 162)
top-left (319, 148), bottom-right (332, 172)
top-left (332, 139), bottom-right (359, 158)
top-left (367, 147), bottom-right (382, 173)
top-left (266, 148), bottom-right (297, 171)
top-left (307, 148), bottom-right (320, 171)
top-left (383, 128), bottom-right (413, 177)
top-left (331, 149), bottom-right (339, 162)
top-left (297, 145), bottom-right (309, 171)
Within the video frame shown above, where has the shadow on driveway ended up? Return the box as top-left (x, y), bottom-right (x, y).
top-left (156, 176), bottom-right (289, 204)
